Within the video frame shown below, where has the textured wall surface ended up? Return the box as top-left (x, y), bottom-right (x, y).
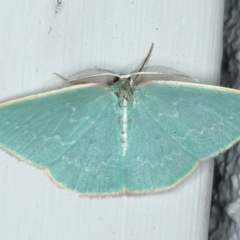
top-left (209, 0), bottom-right (240, 239)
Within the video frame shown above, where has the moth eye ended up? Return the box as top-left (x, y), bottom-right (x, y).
top-left (113, 76), bottom-right (120, 83)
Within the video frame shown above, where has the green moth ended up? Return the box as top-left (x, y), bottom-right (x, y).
top-left (0, 48), bottom-right (240, 196)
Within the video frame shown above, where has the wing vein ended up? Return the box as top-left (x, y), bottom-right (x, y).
top-left (139, 98), bottom-right (198, 159)
top-left (48, 97), bottom-right (111, 167)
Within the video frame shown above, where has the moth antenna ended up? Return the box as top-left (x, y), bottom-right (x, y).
top-left (53, 72), bottom-right (68, 82)
top-left (138, 43), bottom-right (154, 73)
top-left (51, 72), bottom-right (76, 90)
top-left (133, 43), bottom-right (154, 82)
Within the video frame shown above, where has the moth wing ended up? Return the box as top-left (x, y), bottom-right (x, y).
top-left (125, 81), bottom-right (240, 193)
top-left (0, 84), bottom-right (123, 195)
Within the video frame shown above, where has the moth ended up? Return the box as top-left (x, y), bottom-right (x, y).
top-left (1, 44), bottom-right (240, 195)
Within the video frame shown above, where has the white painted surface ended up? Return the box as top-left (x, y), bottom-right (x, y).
top-left (0, 0), bottom-right (224, 239)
